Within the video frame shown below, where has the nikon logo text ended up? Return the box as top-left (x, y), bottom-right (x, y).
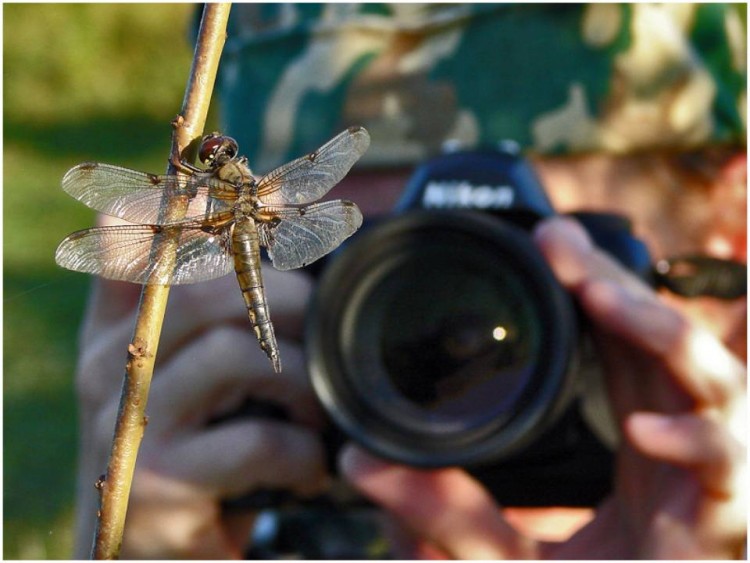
top-left (422, 181), bottom-right (514, 209)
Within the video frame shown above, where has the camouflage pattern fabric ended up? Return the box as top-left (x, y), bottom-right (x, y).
top-left (218, 3), bottom-right (747, 172)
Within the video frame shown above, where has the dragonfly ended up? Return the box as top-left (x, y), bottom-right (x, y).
top-left (56, 126), bottom-right (370, 373)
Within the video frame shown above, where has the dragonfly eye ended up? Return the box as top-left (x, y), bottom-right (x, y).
top-left (220, 136), bottom-right (239, 160)
top-left (199, 135), bottom-right (224, 165)
top-left (199, 134), bottom-right (239, 165)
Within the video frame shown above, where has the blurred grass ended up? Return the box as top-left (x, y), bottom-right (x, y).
top-left (3, 4), bottom-right (202, 558)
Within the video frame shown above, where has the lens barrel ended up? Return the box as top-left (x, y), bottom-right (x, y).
top-left (307, 211), bottom-right (579, 468)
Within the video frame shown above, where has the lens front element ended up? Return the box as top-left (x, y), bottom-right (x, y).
top-left (346, 238), bottom-right (540, 433)
top-left (308, 212), bottom-right (577, 467)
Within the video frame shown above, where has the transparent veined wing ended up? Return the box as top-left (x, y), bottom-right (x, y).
top-left (259, 200), bottom-right (363, 270)
top-left (256, 126), bottom-right (370, 206)
top-left (54, 220), bottom-right (235, 285)
top-left (62, 163), bottom-right (237, 225)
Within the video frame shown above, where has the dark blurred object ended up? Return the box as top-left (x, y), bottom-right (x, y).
top-left (246, 507), bottom-right (388, 560)
top-left (653, 255), bottom-right (747, 300)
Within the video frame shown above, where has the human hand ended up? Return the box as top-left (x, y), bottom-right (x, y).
top-left (340, 216), bottom-right (746, 559)
top-left (74, 220), bottom-right (328, 558)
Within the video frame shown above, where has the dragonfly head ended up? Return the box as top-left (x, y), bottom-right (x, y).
top-left (199, 133), bottom-right (239, 168)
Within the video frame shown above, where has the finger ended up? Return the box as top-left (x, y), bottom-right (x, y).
top-left (381, 515), bottom-right (452, 559)
top-left (535, 216), bottom-right (746, 408)
top-left (77, 307), bottom-right (139, 409)
top-left (534, 216), bottom-right (657, 302)
top-left (581, 279), bottom-right (745, 408)
top-left (340, 445), bottom-right (538, 559)
top-left (626, 411), bottom-right (746, 499)
top-left (148, 325), bottom-right (323, 430)
top-left (78, 282), bottom-right (288, 409)
top-left (81, 278), bottom-right (141, 342)
top-left (159, 419), bottom-right (329, 498)
top-left (122, 468), bottom-right (249, 558)
top-left (79, 215), bottom-right (144, 337)
top-left (159, 265), bottom-right (314, 360)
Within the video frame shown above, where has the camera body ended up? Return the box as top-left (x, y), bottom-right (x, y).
top-left (306, 142), bottom-right (653, 507)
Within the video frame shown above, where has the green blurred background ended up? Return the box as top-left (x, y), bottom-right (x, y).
top-left (4, 4), bottom-right (207, 557)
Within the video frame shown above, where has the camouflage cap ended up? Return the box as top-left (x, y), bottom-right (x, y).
top-left (218, 3), bottom-right (746, 172)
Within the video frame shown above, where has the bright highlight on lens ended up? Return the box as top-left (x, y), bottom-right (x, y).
top-left (492, 326), bottom-right (508, 341)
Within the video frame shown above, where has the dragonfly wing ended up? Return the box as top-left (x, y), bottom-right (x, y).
top-left (260, 200), bottom-right (363, 271)
top-left (256, 127), bottom-right (370, 205)
top-left (55, 222), bottom-right (235, 285)
top-left (62, 163), bottom-right (235, 224)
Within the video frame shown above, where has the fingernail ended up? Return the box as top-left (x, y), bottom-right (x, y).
top-left (533, 216), bottom-right (592, 253)
top-left (339, 444), bottom-right (375, 477)
top-left (629, 412), bottom-right (675, 432)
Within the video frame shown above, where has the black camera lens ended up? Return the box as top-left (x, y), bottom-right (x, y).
top-left (345, 238), bottom-right (540, 430)
top-left (307, 211), bottom-right (579, 468)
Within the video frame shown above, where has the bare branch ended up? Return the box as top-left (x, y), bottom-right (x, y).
top-left (91, 4), bottom-right (231, 558)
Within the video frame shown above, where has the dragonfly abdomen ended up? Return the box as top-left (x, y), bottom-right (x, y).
top-left (232, 217), bottom-right (281, 373)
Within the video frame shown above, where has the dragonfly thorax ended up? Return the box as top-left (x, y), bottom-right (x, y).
top-left (215, 158), bottom-right (256, 190)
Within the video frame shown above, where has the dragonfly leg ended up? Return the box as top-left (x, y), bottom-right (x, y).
top-left (168, 114), bottom-right (203, 174)
top-left (168, 146), bottom-right (204, 175)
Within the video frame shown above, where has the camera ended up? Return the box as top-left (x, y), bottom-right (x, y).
top-left (305, 141), bottom-right (653, 507)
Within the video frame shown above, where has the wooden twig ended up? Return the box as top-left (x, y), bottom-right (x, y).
top-left (91, 4), bottom-right (231, 558)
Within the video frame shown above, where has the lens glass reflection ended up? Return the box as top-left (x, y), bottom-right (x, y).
top-left (345, 239), bottom-right (541, 434)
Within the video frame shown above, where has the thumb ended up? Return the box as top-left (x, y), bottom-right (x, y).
top-left (339, 445), bottom-right (538, 559)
